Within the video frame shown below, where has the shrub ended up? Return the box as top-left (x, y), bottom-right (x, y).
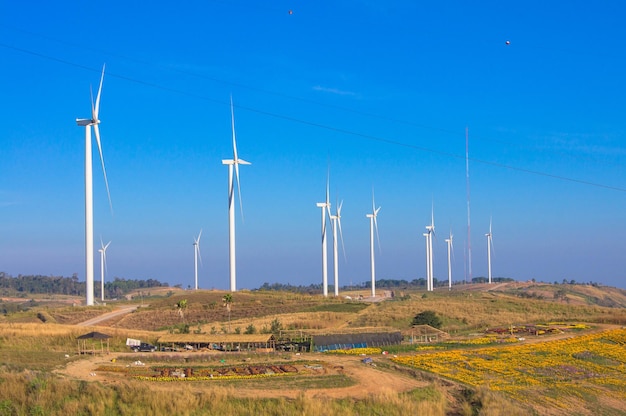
top-left (411, 310), bottom-right (442, 329)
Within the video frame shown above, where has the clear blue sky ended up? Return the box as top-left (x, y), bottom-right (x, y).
top-left (1, 1), bottom-right (625, 290)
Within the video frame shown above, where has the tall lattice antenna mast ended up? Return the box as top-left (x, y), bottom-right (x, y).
top-left (465, 127), bottom-right (472, 283)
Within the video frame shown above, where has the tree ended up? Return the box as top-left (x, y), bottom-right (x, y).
top-left (222, 294), bottom-right (233, 332)
top-left (411, 310), bottom-right (442, 329)
top-left (270, 318), bottom-right (283, 335)
top-left (175, 299), bottom-right (188, 323)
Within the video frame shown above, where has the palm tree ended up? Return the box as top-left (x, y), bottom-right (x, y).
top-left (222, 294), bottom-right (233, 333)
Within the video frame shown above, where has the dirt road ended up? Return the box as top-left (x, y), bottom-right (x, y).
top-left (56, 352), bottom-right (427, 399)
top-left (77, 306), bottom-right (138, 327)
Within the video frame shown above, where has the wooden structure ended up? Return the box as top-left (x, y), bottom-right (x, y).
top-left (156, 334), bottom-right (276, 352)
top-left (407, 325), bottom-right (450, 343)
top-left (77, 331), bottom-right (111, 355)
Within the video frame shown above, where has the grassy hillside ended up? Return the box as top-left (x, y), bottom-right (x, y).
top-left (1, 283), bottom-right (625, 415)
top-left (4, 283), bottom-right (624, 334)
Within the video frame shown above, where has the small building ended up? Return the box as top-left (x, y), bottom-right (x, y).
top-left (156, 334), bottom-right (276, 352)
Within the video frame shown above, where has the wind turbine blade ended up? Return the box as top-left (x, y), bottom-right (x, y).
top-left (197, 243), bottom-right (203, 267)
top-left (374, 214), bottom-right (381, 253)
top-left (337, 201), bottom-right (346, 262)
top-left (93, 64), bottom-right (105, 120)
top-left (102, 242), bottom-right (110, 273)
top-left (230, 96), bottom-right (249, 221)
top-left (430, 203), bottom-right (437, 242)
top-left (230, 95), bottom-right (238, 162)
top-left (90, 86), bottom-right (95, 121)
top-left (196, 229), bottom-right (203, 266)
top-left (235, 163), bottom-right (244, 220)
top-left (326, 168), bottom-right (330, 205)
top-left (371, 187), bottom-right (376, 213)
top-left (431, 203), bottom-right (434, 230)
top-left (489, 217), bottom-right (494, 256)
top-left (93, 124), bottom-right (113, 214)
top-left (450, 233), bottom-right (455, 261)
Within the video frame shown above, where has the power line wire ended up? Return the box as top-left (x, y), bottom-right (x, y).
top-left (1, 41), bottom-right (625, 193)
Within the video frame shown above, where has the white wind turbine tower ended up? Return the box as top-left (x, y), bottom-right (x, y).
top-left (193, 230), bottom-right (202, 290)
top-left (76, 65), bottom-right (112, 306)
top-left (366, 191), bottom-right (381, 298)
top-left (485, 218), bottom-right (494, 284)
top-left (423, 232), bottom-right (431, 290)
top-left (424, 208), bottom-right (435, 291)
top-left (445, 231), bottom-right (453, 290)
top-left (316, 173), bottom-right (331, 297)
top-left (98, 239), bottom-right (111, 302)
top-left (222, 96), bottom-right (251, 292)
top-left (330, 200), bottom-right (345, 297)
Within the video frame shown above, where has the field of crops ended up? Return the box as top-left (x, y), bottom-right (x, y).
top-left (392, 328), bottom-right (626, 413)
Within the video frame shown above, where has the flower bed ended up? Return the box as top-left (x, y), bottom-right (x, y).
top-left (392, 328), bottom-right (626, 407)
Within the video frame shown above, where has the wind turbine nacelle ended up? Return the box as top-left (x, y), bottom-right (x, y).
top-left (76, 118), bottom-right (93, 127)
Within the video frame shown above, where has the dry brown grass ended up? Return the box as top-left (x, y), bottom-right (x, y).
top-left (0, 370), bottom-right (450, 416)
top-left (216, 310), bottom-right (358, 333)
top-left (3, 284), bottom-right (625, 415)
top-left (0, 322), bottom-right (162, 356)
top-left (348, 290), bottom-right (626, 333)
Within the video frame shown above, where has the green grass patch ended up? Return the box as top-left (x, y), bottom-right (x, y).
top-left (402, 385), bottom-right (442, 401)
top-left (0, 351), bottom-right (73, 371)
top-left (303, 302), bottom-right (370, 313)
top-left (214, 373), bottom-right (356, 390)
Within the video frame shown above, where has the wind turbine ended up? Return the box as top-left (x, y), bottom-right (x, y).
top-left (366, 191), bottom-right (381, 297)
top-left (193, 230), bottom-right (202, 290)
top-left (423, 232), bottom-right (431, 291)
top-left (485, 218), bottom-right (494, 284)
top-left (98, 239), bottom-right (111, 302)
top-left (330, 200), bottom-right (345, 297)
top-left (76, 65), bottom-right (112, 306)
top-left (424, 207), bottom-right (435, 291)
top-left (221, 96), bottom-right (251, 292)
top-left (445, 231), bottom-right (453, 290)
top-left (316, 172), bottom-right (331, 297)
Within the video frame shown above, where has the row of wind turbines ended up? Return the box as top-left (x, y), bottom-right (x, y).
top-left (315, 182), bottom-right (496, 298)
top-left (76, 66), bottom-right (495, 306)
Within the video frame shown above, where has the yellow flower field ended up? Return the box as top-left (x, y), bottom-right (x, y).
top-left (329, 347), bottom-right (383, 355)
top-left (392, 328), bottom-right (626, 408)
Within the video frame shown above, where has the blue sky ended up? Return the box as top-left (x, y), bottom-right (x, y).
top-left (1, 1), bottom-right (625, 290)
